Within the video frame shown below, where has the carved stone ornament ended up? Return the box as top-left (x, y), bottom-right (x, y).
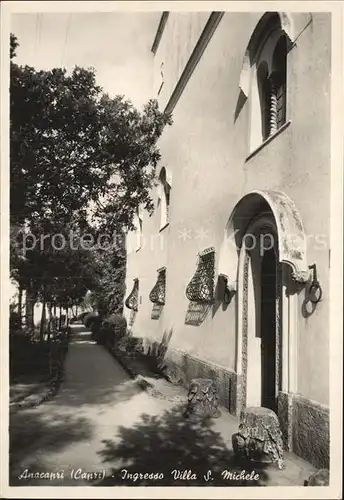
top-left (184, 378), bottom-right (221, 420)
top-left (218, 190), bottom-right (310, 289)
top-left (291, 267), bottom-right (311, 284)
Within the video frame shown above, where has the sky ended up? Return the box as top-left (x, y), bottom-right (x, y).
top-left (11, 12), bottom-right (161, 109)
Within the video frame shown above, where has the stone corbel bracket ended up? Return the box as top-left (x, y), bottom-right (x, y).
top-left (218, 272), bottom-right (237, 295)
top-left (217, 273), bottom-right (237, 307)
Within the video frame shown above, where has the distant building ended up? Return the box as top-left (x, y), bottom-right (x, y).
top-left (124, 11), bottom-right (330, 469)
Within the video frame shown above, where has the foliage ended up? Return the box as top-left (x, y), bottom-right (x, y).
top-left (77, 311), bottom-right (90, 322)
top-left (88, 233), bottom-right (127, 316)
top-left (10, 329), bottom-right (50, 379)
top-left (11, 220), bottom-right (98, 308)
top-left (9, 33), bottom-right (172, 346)
top-left (10, 33), bottom-right (18, 59)
top-left (10, 33), bottom-right (171, 230)
top-left (84, 312), bottom-right (100, 328)
top-left (99, 313), bottom-right (127, 346)
top-left (77, 291), bottom-right (94, 314)
top-left (10, 33), bottom-right (171, 330)
top-left (10, 312), bottom-right (21, 332)
top-left (103, 313), bottom-right (127, 331)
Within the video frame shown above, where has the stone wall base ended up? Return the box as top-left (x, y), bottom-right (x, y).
top-left (291, 394), bottom-right (329, 469)
top-left (277, 391), bottom-right (329, 469)
top-left (142, 338), bottom-right (329, 469)
top-left (143, 339), bottom-right (238, 415)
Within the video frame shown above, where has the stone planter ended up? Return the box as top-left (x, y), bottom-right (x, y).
top-left (232, 406), bottom-right (285, 469)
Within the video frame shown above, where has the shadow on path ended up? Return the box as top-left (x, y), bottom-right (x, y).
top-left (48, 331), bottom-right (141, 407)
top-left (95, 404), bottom-right (270, 486)
top-left (9, 409), bottom-right (93, 485)
top-left (51, 372), bottom-right (143, 408)
top-left (9, 327), bottom-right (142, 486)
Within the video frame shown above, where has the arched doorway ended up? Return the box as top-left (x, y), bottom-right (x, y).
top-left (218, 190), bottom-right (310, 416)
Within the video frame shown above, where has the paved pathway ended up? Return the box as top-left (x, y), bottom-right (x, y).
top-left (9, 324), bottom-right (315, 487)
top-left (10, 325), bottom-right (177, 486)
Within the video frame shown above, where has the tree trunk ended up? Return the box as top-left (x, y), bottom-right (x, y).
top-left (18, 285), bottom-right (23, 331)
top-left (40, 288), bottom-right (47, 343)
top-left (53, 303), bottom-right (57, 332)
top-left (25, 287), bottom-right (36, 330)
top-left (39, 303), bottom-right (46, 343)
top-left (59, 306), bottom-right (62, 330)
top-left (47, 302), bottom-right (52, 342)
top-left (53, 303), bottom-right (56, 331)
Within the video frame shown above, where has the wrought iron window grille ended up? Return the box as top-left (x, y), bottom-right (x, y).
top-left (125, 278), bottom-right (139, 311)
top-left (186, 247), bottom-right (215, 303)
top-left (149, 267), bottom-right (166, 305)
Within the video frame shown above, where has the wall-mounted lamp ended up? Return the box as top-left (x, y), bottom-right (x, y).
top-left (308, 264), bottom-right (322, 304)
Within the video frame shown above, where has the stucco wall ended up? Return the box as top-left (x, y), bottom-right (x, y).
top-left (153, 12), bottom-right (210, 109)
top-left (125, 12), bottom-right (330, 406)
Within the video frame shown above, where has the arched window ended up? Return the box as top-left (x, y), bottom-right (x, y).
top-left (252, 27), bottom-right (288, 149)
top-left (239, 13), bottom-right (293, 152)
top-left (256, 34), bottom-right (287, 142)
top-left (157, 167), bottom-right (171, 230)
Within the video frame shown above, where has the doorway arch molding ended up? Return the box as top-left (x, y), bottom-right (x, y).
top-left (218, 189), bottom-right (310, 292)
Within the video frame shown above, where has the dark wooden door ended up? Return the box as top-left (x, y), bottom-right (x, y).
top-left (260, 248), bottom-right (277, 412)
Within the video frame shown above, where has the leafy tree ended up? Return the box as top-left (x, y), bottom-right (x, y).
top-left (10, 33), bottom-right (18, 59)
top-left (13, 218), bottom-right (100, 339)
top-left (10, 34), bottom-right (171, 229)
top-left (10, 33), bottom-right (172, 332)
top-left (89, 234), bottom-right (127, 317)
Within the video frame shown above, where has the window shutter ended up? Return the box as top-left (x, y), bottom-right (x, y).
top-left (268, 71), bottom-right (286, 137)
top-left (271, 35), bottom-right (287, 131)
top-left (276, 81), bottom-right (286, 129)
top-left (262, 78), bottom-right (272, 141)
top-left (269, 81), bottom-right (278, 137)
